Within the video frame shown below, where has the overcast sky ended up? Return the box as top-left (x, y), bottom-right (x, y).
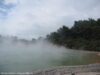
top-left (0, 0), bottom-right (100, 39)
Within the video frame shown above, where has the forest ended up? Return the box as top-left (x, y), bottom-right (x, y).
top-left (46, 18), bottom-right (100, 51)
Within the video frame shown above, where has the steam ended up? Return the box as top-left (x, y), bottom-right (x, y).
top-left (0, 37), bottom-right (98, 72)
top-left (0, 38), bottom-right (67, 72)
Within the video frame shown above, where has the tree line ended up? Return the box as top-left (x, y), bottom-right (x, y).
top-left (46, 18), bottom-right (100, 51)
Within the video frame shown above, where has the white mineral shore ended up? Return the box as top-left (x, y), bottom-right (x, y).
top-left (30, 63), bottom-right (100, 75)
top-left (65, 72), bottom-right (100, 75)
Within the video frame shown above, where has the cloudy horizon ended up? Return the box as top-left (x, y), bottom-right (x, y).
top-left (0, 0), bottom-right (100, 39)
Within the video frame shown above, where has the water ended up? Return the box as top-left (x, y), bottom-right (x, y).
top-left (0, 40), bottom-right (100, 72)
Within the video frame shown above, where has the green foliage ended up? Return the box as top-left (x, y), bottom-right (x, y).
top-left (46, 18), bottom-right (100, 51)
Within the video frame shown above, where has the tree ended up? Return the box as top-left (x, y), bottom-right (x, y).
top-left (46, 18), bottom-right (100, 51)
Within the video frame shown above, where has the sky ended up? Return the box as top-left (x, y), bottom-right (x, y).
top-left (0, 0), bottom-right (100, 39)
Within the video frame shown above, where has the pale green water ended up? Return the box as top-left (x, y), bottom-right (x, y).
top-left (0, 41), bottom-right (100, 72)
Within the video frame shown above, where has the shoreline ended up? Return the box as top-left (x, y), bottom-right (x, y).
top-left (31, 63), bottom-right (100, 75)
top-left (82, 50), bottom-right (100, 56)
top-left (69, 49), bottom-right (100, 56)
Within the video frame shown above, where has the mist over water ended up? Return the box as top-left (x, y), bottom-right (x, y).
top-left (0, 39), bottom-right (66, 72)
top-left (0, 38), bottom-right (100, 72)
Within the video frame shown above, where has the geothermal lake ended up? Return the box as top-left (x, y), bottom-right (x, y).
top-left (0, 41), bottom-right (100, 72)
